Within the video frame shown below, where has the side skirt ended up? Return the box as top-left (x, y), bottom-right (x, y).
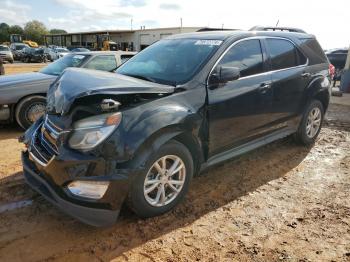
top-left (201, 128), bottom-right (296, 171)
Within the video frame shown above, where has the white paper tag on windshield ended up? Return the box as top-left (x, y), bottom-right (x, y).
top-left (73, 55), bottom-right (85, 59)
top-left (195, 40), bottom-right (222, 46)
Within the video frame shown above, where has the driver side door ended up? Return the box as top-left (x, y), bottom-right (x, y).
top-left (207, 38), bottom-right (275, 157)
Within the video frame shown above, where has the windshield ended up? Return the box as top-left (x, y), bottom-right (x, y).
top-left (0, 46), bottom-right (10, 51)
top-left (40, 54), bottom-right (89, 76)
top-left (116, 39), bottom-right (222, 85)
top-left (15, 45), bottom-right (27, 50)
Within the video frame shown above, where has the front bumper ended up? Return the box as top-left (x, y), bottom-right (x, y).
top-left (22, 151), bottom-right (122, 227)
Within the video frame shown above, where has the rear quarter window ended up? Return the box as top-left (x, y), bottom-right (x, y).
top-left (298, 38), bottom-right (328, 65)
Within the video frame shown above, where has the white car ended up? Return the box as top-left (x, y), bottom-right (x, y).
top-left (54, 47), bottom-right (70, 58)
top-left (0, 45), bottom-right (14, 63)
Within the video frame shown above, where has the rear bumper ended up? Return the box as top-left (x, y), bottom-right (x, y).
top-left (22, 151), bottom-right (121, 227)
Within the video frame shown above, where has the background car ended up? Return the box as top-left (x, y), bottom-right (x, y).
top-left (43, 47), bottom-right (59, 61)
top-left (54, 47), bottom-right (70, 58)
top-left (0, 51), bottom-right (137, 129)
top-left (0, 45), bottom-right (14, 63)
top-left (21, 47), bottom-right (47, 63)
top-left (326, 48), bottom-right (349, 82)
top-left (71, 47), bottom-right (90, 52)
top-left (10, 43), bottom-right (29, 61)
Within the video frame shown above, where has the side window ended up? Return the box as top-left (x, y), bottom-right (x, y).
top-left (85, 55), bottom-right (117, 71)
top-left (218, 39), bottom-right (264, 78)
top-left (120, 54), bottom-right (134, 64)
top-left (266, 39), bottom-right (306, 70)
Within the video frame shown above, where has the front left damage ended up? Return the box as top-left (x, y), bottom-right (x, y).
top-left (21, 68), bottom-right (207, 226)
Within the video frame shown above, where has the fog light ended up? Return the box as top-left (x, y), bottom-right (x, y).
top-left (67, 180), bottom-right (110, 199)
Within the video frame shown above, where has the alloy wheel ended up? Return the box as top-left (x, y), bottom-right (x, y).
top-left (306, 107), bottom-right (321, 138)
top-left (143, 155), bottom-right (186, 207)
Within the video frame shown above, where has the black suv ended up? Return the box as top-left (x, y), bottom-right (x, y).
top-left (21, 30), bottom-right (330, 226)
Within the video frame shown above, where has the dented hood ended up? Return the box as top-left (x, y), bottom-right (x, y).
top-left (47, 68), bottom-right (175, 115)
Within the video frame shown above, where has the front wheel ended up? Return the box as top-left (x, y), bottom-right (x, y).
top-left (128, 140), bottom-right (193, 218)
top-left (294, 100), bottom-right (324, 145)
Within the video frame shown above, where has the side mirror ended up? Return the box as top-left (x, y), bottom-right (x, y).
top-left (209, 66), bottom-right (240, 87)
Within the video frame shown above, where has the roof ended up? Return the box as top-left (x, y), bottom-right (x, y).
top-left (166, 30), bottom-right (313, 41)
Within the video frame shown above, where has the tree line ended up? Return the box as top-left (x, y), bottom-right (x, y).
top-left (0, 20), bottom-right (67, 45)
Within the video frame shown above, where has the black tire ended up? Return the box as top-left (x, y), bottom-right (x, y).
top-left (128, 140), bottom-right (193, 218)
top-left (9, 59), bottom-right (14, 64)
top-left (294, 100), bottom-right (324, 145)
top-left (15, 96), bottom-right (46, 129)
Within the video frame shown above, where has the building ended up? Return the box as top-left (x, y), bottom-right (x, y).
top-left (44, 27), bottom-right (205, 51)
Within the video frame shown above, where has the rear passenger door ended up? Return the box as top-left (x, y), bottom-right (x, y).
top-left (265, 38), bottom-right (309, 128)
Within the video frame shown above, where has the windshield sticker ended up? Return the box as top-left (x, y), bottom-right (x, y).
top-left (195, 40), bottom-right (222, 46)
top-left (73, 55), bottom-right (85, 59)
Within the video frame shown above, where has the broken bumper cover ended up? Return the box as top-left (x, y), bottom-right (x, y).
top-left (22, 150), bottom-right (126, 227)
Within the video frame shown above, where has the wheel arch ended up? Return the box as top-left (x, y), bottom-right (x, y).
top-left (302, 75), bottom-right (330, 113)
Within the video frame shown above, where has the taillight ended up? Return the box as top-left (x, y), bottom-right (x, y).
top-left (329, 64), bottom-right (335, 79)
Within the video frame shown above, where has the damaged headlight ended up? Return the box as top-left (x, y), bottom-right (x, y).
top-left (69, 112), bottom-right (122, 151)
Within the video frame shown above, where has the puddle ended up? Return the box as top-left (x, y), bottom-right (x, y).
top-left (0, 199), bottom-right (33, 213)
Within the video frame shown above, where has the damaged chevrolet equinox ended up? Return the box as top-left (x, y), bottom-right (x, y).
top-left (21, 30), bottom-right (331, 226)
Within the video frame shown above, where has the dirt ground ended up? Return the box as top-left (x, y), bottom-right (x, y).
top-left (0, 72), bottom-right (349, 261)
top-left (3, 62), bottom-right (47, 75)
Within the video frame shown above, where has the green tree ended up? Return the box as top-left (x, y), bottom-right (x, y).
top-left (0, 23), bottom-right (10, 43)
top-left (24, 20), bottom-right (48, 45)
top-left (49, 29), bottom-right (67, 35)
top-left (9, 25), bottom-right (24, 35)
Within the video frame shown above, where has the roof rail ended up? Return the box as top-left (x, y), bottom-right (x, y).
top-left (249, 26), bottom-right (306, 33)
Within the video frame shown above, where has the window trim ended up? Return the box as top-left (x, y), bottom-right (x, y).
top-left (207, 36), bottom-right (309, 86)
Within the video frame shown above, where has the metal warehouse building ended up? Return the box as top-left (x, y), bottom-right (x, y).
top-left (44, 27), bottom-right (205, 51)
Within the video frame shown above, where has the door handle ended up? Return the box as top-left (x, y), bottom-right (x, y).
top-left (301, 72), bottom-right (311, 78)
top-left (259, 83), bottom-right (271, 93)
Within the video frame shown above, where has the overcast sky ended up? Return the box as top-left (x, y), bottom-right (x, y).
top-left (0, 0), bottom-right (349, 49)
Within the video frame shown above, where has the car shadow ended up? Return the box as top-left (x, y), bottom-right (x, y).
top-left (0, 136), bottom-right (312, 260)
top-left (0, 123), bottom-right (23, 140)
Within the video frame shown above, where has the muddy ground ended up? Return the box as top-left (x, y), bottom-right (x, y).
top-left (0, 79), bottom-right (349, 260)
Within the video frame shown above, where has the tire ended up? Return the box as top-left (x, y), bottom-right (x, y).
top-left (9, 59), bottom-right (14, 64)
top-left (294, 100), bottom-right (324, 145)
top-left (15, 96), bottom-right (46, 129)
top-left (128, 140), bottom-right (194, 218)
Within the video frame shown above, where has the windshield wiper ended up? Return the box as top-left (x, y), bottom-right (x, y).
top-left (123, 74), bottom-right (157, 83)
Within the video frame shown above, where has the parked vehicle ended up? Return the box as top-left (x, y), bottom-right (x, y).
top-left (326, 48), bottom-right (348, 82)
top-left (10, 43), bottom-right (29, 60)
top-left (0, 45), bottom-right (14, 63)
top-left (21, 30), bottom-right (330, 227)
top-left (326, 48), bottom-right (348, 69)
top-left (0, 51), bottom-right (136, 129)
top-left (43, 47), bottom-right (59, 62)
top-left (21, 47), bottom-right (48, 63)
top-left (71, 48), bottom-right (90, 52)
top-left (55, 47), bottom-right (70, 58)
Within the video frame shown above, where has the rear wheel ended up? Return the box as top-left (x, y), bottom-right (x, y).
top-left (15, 96), bottom-right (46, 129)
top-left (294, 100), bottom-right (324, 145)
top-left (128, 140), bottom-right (193, 218)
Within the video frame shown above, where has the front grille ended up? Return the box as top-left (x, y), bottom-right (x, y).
top-left (30, 117), bottom-right (62, 166)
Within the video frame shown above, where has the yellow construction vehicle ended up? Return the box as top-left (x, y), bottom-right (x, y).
top-left (10, 34), bottom-right (38, 48)
top-left (94, 34), bottom-right (118, 51)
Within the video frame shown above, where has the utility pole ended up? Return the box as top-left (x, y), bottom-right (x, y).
top-left (131, 19), bottom-right (133, 30)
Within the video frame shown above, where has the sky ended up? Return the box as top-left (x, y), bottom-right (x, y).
top-left (0, 0), bottom-right (349, 49)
